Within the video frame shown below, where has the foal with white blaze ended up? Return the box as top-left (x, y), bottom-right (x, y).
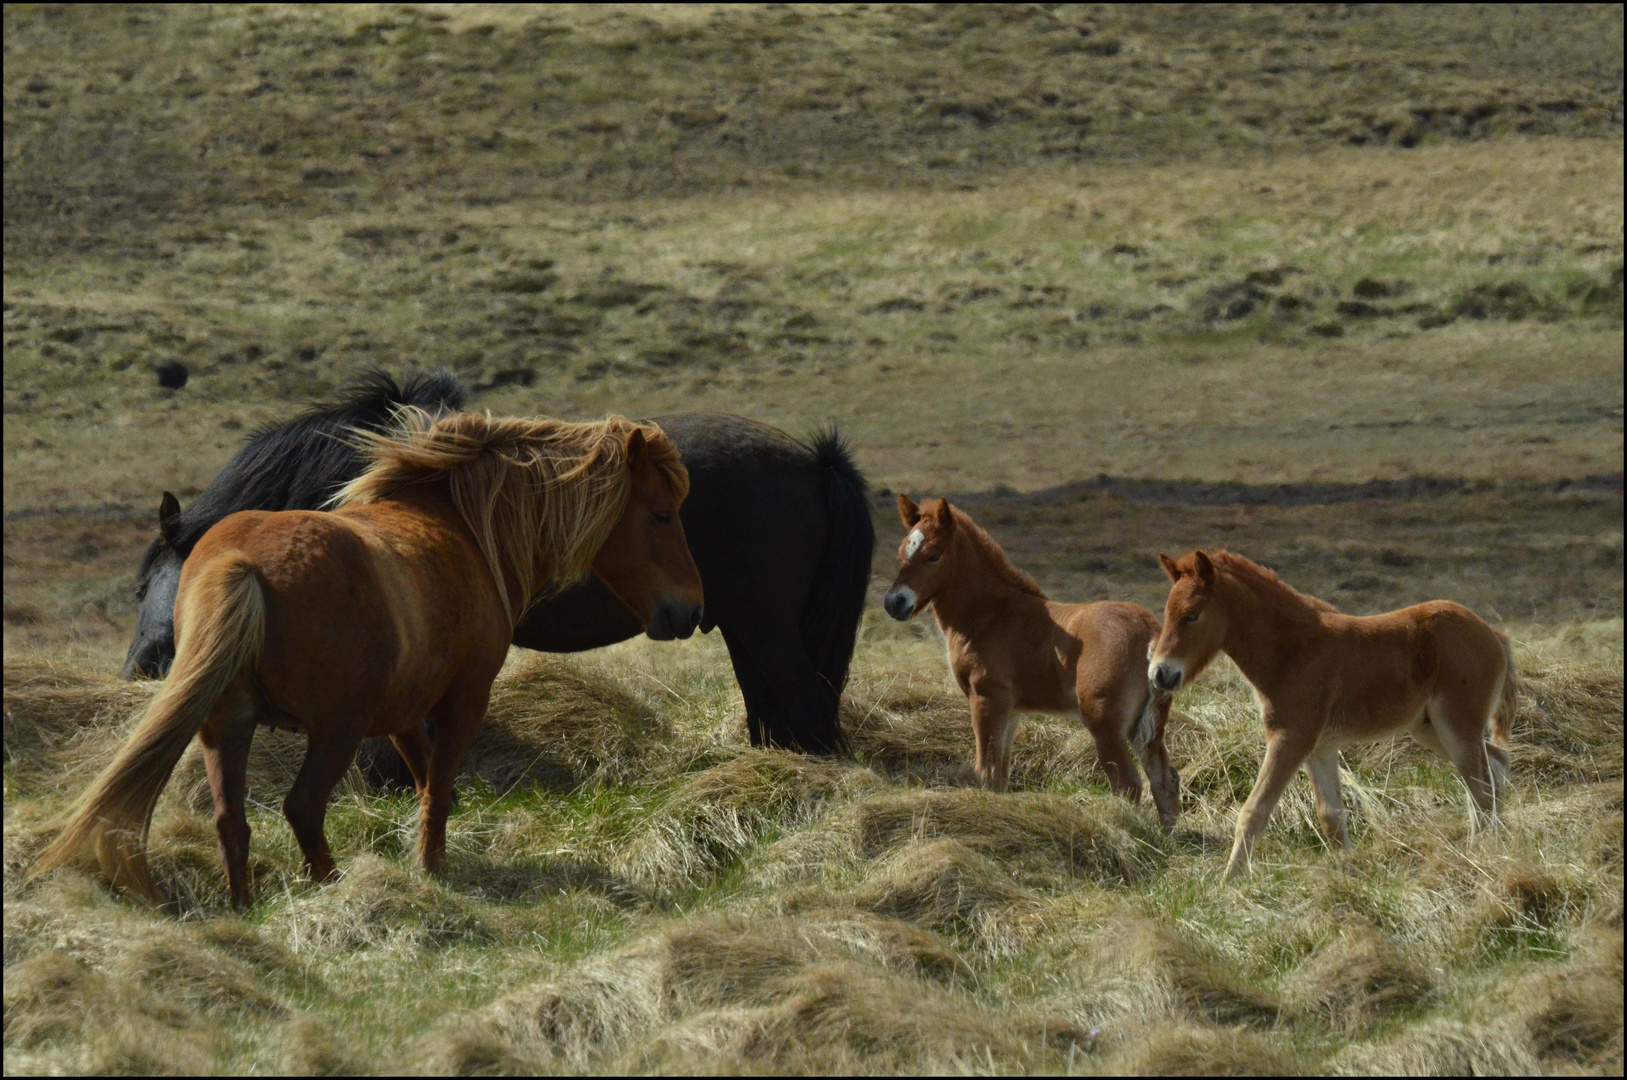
top-left (883, 495), bottom-right (1179, 827)
top-left (1148, 549), bottom-right (1519, 880)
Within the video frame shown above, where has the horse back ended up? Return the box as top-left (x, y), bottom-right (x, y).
top-left (1054, 600), bottom-right (1159, 698)
top-left (187, 505), bottom-right (504, 732)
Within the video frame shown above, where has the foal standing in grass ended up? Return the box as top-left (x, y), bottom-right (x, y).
top-left (1148, 549), bottom-right (1519, 879)
top-left (882, 496), bottom-right (1179, 827)
top-left (35, 410), bottom-right (704, 908)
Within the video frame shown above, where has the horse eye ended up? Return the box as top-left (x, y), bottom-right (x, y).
top-left (653, 511), bottom-right (673, 525)
top-left (1184, 611), bottom-right (1200, 623)
top-left (926, 554), bottom-right (941, 565)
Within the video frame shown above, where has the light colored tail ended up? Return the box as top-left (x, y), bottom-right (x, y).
top-left (31, 553), bottom-right (265, 901)
top-left (1491, 630), bottom-right (1519, 749)
top-left (1131, 685), bottom-right (1172, 757)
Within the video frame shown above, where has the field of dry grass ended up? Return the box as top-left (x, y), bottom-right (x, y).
top-left (4, 3), bottom-right (1623, 1075)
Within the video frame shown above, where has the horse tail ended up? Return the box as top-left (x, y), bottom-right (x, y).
top-left (1132, 684), bottom-right (1172, 758)
top-left (797, 427), bottom-right (874, 754)
top-left (32, 553), bottom-right (265, 900)
top-left (1490, 629), bottom-right (1519, 749)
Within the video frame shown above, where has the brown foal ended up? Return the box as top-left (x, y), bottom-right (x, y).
top-left (1149, 549), bottom-right (1519, 879)
top-left (882, 495), bottom-right (1179, 828)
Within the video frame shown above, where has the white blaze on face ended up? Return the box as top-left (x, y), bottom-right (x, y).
top-left (904, 529), bottom-right (926, 560)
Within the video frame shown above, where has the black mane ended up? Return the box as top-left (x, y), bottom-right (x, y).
top-left (162, 369), bottom-right (467, 557)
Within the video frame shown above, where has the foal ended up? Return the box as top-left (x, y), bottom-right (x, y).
top-left (36, 411), bottom-right (704, 908)
top-left (1148, 549), bottom-right (1519, 879)
top-left (882, 496), bottom-right (1179, 827)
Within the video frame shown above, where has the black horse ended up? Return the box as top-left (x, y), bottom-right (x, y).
top-left (124, 370), bottom-right (872, 754)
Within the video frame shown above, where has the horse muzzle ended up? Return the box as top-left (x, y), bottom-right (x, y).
top-left (646, 600), bottom-right (703, 641)
top-left (882, 587), bottom-right (917, 621)
top-left (1149, 659), bottom-right (1183, 692)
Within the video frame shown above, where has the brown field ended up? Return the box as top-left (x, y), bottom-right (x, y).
top-left (4, 4), bottom-right (1623, 1076)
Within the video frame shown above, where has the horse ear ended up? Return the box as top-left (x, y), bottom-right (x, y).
top-left (933, 498), bottom-right (955, 536)
top-left (1159, 552), bottom-right (1182, 582)
top-left (624, 427), bottom-right (648, 472)
top-left (158, 492), bottom-right (182, 546)
top-left (1193, 549), bottom-right (1215, 584)
top-left (897, 493), bottom-right (920, 527)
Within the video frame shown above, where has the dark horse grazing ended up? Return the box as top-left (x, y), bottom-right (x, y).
top-left (124, 370), bottom-right (872, 754)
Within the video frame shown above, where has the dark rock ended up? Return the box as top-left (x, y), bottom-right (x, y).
top-left (156, 360), bottom-right (189, 389)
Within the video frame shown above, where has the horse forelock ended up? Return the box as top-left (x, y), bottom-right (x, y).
top-left (1207, 549), bottom-right (1339, 616)
top-left (333, 409), bottom-right (678, 624)
top-left (949, 506), bottom-right (1047, 599)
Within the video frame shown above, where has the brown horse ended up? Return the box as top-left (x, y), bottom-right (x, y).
top-left (33, 410), bottom-right (703, 908)
top-left (882, 496), bottom-right (1180, 827)
top-left (1148, 549), bottom-right (1518, 879)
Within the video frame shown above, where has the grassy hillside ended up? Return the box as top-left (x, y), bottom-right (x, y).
top-left (3, 4), bottom-right (1623, 1076)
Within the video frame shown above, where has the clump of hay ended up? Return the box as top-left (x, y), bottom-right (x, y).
top-left (841, 669), bottom-right (1150, 791)
top-left (2, 655), bottom-right (157, 798)
top-left (5, 878), bottom-right (292, 1018)
top-left (843, 838), bottom-right (1039, 950)
top-left (1284, 925), bottom-right (1436, 1032)
top-left (461, 911), bottom-right (987, 1071)
top-left (1103, 1018), bottom-right (1312, 1076)
top-left (466, 909), bottom-right (1077, 1074)
top-left (627, 961), bottom-right (1079, 1075)
top-left (467, 652), bottom-right (671, 791)
top-left (1114, 918), bottom-right (1282, 1027)
top-left (1512, 657), bottom-right (1624, 784)
top-left (842, 676), bottom-right (977, 785)
top-left (1, 952), bottom-right (221, 1074)
top-left (744, 786), bottom-right (1166, 902)
top-left (1328, 1016), bottom-right (1540, 1076)
top-left (613, 750), bottom-right (883, 891)
top-left (273, 854), bottom-right (496, 954)
top-left (1520, 928), bottom-right (1624, 1067)
top-left (851, 788), bottom-right (1166, 886)
top-left (1465, 862), bottom-right (1583, 952)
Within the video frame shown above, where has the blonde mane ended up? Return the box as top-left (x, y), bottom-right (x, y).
top-left (951, 506), bottom-right (1048, 599)
top-left (1209, 549), bottom-right (1340, 616)
top-left (332, 408), bottom-right (689, 624)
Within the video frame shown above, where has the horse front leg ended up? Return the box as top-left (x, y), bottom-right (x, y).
top-left (418, 685), bottom-right (489, 875)
top-left (1225, 726), bottom-right (1315, 880)
top-left (968, 683), bottom-right (1015, 791)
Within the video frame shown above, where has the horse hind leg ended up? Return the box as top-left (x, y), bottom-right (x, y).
top-left (1303, 743), bottom-right (1350, 851)
top-left (1081, 692), bottom-right (1143, 805)
top-left (1132, 691), bottom-right (1180, 831)
top-left (1424, 696), bottom-right (1501, 836)
top-left (283, 724), bottom-right (368, 884)
top-left (198, 682), bottom-right (259, 909)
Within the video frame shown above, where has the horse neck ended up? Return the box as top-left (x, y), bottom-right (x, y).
top-left (1215, 568), bottom-right (1319, 686)
top-left (929, 530), bottom-right (1046, 632)
top-left (386, 478), bottom-right (530, 623)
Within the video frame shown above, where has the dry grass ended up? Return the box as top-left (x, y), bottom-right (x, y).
top-left (5, 614), bottom-right (1622, 1075)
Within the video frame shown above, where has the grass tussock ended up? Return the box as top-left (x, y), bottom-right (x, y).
top-left (1520, 929), bottom-right (1625, 1068)
top-left (469, 911), bottom-right (1072, 1075)
top-left (2, 656), bottom-right (156, 797)
top-left (1113, 918), bottom-right (1283, 1028)
top-left (1103, 1019), bottom-right (1314, 1076)
top-left (274, 855), bottom-right (496, 955)
top-left (613, 750), bottom-right (883, 892)
top-left (1284, 925), bottom-right (1436, 1032)
top-left (469, 653), bottom-right (670, 792)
